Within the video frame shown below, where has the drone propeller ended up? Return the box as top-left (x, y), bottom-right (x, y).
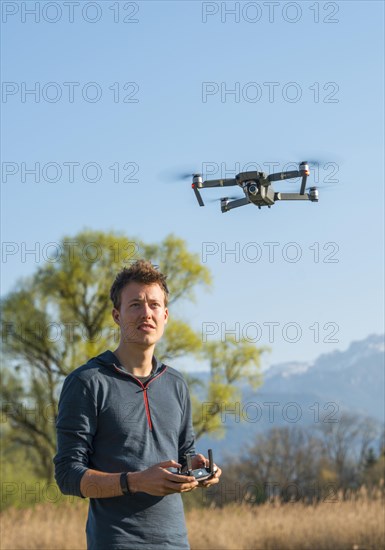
top-left (300, 153), bottom-right (343, 166)
top-left (206, 195), bottom-right (240, 203)
top-left (176, 172), bottom-right (196, 181)
top-left (158, 168), bottom-right (200, 183)
top-left (302, 159), bottom-right (323, 165)
top-left (307, 183), bottom-right (342, 192)
top-left (302, 159), bottom-right (338, 167)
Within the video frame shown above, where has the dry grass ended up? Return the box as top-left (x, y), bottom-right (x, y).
top-left (188, 497), bottom-right (384, 550)
top-left (0, 501), bottom-right (88, 550)
top-left (0, 492), bottom-right (383, 550)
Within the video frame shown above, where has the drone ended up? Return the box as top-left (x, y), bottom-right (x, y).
top-left (191, 161), bottom-right (318, 213)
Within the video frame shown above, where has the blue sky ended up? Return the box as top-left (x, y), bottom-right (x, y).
top-left (1, 0), bottom-right (384, 369)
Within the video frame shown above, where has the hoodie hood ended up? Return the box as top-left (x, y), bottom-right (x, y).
top-left (87, 350), bottom-right (164, 378)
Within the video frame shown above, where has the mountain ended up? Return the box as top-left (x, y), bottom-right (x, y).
top-left (194, 334), bottom-right (384, 461)
top-left (259, 333), bottom-right (384, 418)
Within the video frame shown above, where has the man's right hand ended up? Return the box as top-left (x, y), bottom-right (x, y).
top-left (128, 460), bottom-right (199, 496)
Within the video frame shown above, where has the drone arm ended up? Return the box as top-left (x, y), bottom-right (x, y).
top-left (191, 175), bottom-right (237, 206)
top-left (268, 170), bottom-right (301, 182)
top-left (299, 174), bottom-right (308, 195)
top-left (192, 184), bottom-right (204, 206)
top-left (277, 193), bottom-right (310, 201)
top-left (221, 197), bottom-right (250, 213)
top-left (201, 178), bottom-right (238, 188)
top-left (268, 166), bottom-right (309, 195)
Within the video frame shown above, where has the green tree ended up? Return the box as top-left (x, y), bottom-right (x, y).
top-left (193, 337), bottom-right (265, 438)
top-left (1, 230), bottom-right (263, 484)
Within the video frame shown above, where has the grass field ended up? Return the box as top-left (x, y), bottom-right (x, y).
top-left (1, 491), bottom-right (383, 549)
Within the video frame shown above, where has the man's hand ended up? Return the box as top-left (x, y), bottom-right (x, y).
top-left (80, 456), bottom-right (221, 499)
top-left (128, 460), bottom-right (199, 496)
top-left (190, 453), bottom-right (222, 488)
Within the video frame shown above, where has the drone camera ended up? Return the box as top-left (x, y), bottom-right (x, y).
top-left (248, 184), bottom-right (258, 196)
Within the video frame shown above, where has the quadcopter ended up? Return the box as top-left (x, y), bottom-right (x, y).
top-left (191, 161), bottom-right (319, 213)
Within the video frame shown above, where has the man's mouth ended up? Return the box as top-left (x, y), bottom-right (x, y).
top-left (138, 323), bottom-right (156, 331)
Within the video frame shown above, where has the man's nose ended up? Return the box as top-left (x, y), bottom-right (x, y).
top-left (140, 303), bottom-right (152, 317)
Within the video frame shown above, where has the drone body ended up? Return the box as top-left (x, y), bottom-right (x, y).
top-left (191, 162), bottom-right (319, 212)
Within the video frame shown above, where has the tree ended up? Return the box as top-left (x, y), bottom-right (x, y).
top-left (204, 418), bottom-right (383, 508)
top-left (361, 444), bottom-right (385, 489)
top-left (317, 413), bottom-right (381, 488)
top-left (234, 426), bottom-right (325, 503)
top-left (1, 231), bottom-right (209, 480)
top-left (1, 230), bottom-right (263, 482)
top-left (193, 336), bottom-right (265, 438)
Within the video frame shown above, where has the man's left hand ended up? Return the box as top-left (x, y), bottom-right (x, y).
top-left (190, 453), bottom-right (222, 488)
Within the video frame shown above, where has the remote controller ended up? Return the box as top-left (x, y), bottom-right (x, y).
top-left (181, 449), bottom-right (217, 482)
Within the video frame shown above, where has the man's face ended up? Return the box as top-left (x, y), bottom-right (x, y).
top-left (112, 282), bottom-right (168, 348)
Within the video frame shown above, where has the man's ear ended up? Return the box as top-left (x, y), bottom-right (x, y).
top-left (164, 308), bottom-right (169, 324)
top-left (112, 308), bottom-right (120, 325)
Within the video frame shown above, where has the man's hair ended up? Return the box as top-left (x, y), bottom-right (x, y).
top-left (110, 260), bottom-right (169, 309)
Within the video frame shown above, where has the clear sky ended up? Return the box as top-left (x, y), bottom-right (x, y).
top-left (1, 0), bottom-right (384, 369)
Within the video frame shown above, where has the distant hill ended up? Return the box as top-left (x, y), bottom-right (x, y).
top-left (194, 334), bottom-right (384, 461)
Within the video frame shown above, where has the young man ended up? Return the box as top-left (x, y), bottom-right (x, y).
top-left (54, 260), bottom-right (221, 550)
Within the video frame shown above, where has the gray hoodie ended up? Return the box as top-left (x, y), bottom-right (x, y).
top-left (54, 350), bottom-right (195, 549)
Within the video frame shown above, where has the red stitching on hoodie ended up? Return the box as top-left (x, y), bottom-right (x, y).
top-left (142, 388), bottom-right (152, 430)
top-left (112, 364), bottom-right (168, 430)
top-left (142, 367), bottom-right (168, 430)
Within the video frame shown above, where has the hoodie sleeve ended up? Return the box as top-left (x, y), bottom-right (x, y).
top-left (178, 384), bottom-right (196, 467)
top-left (53, 373), bottom-right (97, 497)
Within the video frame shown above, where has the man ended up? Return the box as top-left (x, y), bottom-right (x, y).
top-left (54, 259), bottom-right (221, 550)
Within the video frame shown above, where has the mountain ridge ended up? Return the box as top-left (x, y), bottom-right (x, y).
top-left (193, 334), bottom-right (384, 460)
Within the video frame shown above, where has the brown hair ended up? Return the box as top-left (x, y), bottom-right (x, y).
top-left (110, 260), bottom-right (169, 309)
